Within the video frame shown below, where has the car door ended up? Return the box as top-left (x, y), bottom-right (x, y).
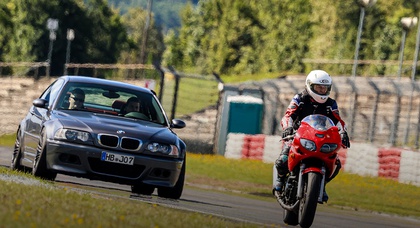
top-left (22, 79), bottom-right (64, 164)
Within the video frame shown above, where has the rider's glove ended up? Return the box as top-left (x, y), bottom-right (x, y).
top-left (341, 131), bottom-right (350, 148)
top-left (282, 127), bottom-right (294, 138)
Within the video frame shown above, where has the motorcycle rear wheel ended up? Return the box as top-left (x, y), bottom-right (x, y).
top-left (298, 172), bottom-right (322, 228)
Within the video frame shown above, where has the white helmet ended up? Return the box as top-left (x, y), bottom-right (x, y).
top-left (305, 70), bottom-right (332, 104)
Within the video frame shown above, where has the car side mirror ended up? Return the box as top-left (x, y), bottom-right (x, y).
top-left (33, 98), bottom-right (49, 109)
top-left (171, 119), bottom-right (186, 129)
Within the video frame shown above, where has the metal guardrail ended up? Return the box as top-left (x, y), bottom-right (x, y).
top-left (0, 62), bottom-right (50, 78)
top-left (2, 62), bottom-right (420, 150)
top-left (228, 76), bottom-right (420, 150)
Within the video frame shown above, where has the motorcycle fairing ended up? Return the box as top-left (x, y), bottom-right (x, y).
top-left (288, 117), bottom-right (342, 179)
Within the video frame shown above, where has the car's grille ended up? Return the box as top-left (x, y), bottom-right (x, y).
top-left (97, 134), bottom-right (142, 151)
top-left (88, 157), bottom-right (145, 178)
top-left (99, 134), bottom-right (119, 147)
top-left (121, 137), bottom-right (141, 150)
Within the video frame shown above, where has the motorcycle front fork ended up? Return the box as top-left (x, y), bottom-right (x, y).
top-left (318, 167), bottom-right (326, 202)
top-left (297, 164), bottom-right (305, 198)
top-left (296, 164), bottom-right (326, 202)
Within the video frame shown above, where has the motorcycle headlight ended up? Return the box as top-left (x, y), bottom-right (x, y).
top-left (55, 129), bottom-right (92, 144)
top-left (300, 139), bottom-right (316, 151)
top-left (320, 143), bottom-right (338, 153)
top-left (147, 143), bottom-right (179, 157)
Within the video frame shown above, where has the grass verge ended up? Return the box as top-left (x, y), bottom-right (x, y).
top-left (1, 133), bottom-right (420, 224)
top-left (186, 153), bottom-right (420, 219)
top-left (0, 168), bottom-right (258, 227)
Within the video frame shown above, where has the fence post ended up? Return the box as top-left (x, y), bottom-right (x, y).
top-left (403, 82), bottom-right (417, 145)
top-left (416, 97), bottom-right (420, 149)
top-left (347, 78), bottom-right (358, 138)
top-left (367, 79), bottom-right (380, 142)
top-left (389, 80), bottom-right (401, 146)
top-left (168, 66), bottom-right (180, 120)
top-left (264, 81), bottom-right (282, 135)
top-left (152, 62), bottom-right (165, 102)
top-left (212, 72), bottom-right (224, 153)
top-left (64, 63), bottom-right (68, 75)
top-left (46, 61), bottom-right (50, 78)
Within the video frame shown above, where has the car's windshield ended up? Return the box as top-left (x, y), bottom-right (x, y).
top-left (301, 114), bottom-right (335, 131)
top-left (56, 82), bottom-right (167, 125)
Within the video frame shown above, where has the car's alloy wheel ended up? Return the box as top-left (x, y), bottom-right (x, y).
top-left (11, 127), bottom-right (25, 171)
top-left (32, 129), bottom-right (57, 181)
top-left (157, 159), bottom-right (185, 200)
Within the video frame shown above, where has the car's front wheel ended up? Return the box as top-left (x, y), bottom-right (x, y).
top-left (11, 127), bottom-right (25, 171)
top-left (157, 159), bottom-right (185, 200)
top-left (33, 129), bottom-right (57, 181)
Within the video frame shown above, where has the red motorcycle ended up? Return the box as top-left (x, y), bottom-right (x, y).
top-left (273, 114), bottom-right (342, 228)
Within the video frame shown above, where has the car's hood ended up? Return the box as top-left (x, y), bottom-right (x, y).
top-left (53, 110), bottom-right (177, 143)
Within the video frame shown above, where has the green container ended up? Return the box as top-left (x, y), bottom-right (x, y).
top-left (227, 100), bottom-right (263, 134)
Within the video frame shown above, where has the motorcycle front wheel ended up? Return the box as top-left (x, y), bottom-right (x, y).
top-left (283, 209), bottom-right (298, 225)
top-left (298, 172), bottom-right (322, 228)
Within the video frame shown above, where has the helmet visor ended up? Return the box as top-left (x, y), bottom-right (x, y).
top-left (311, 84), bottom-right (331, 96)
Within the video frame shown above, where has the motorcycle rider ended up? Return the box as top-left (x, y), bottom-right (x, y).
top-left (273, 70), bottom-right (351, 202)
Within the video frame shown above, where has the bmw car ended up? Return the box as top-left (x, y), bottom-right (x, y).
top-left (11, 76), bottom-right (187, 199)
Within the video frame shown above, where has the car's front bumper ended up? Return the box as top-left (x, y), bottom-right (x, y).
top-left (46, 139), bottom-right (184, 187)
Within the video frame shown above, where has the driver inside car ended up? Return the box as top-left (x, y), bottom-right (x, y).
top-left (120, 97), bottom-right (140, 115)
top-left (68, 88), bottom-right (86, 110)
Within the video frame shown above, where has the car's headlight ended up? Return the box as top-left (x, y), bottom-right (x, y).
top-left (320, 143), bottom-right (338, 153)
top-left (55, 129), bottom-right (92, 144)
top-left (147, 143), bottom-right (179, 157)
top-left (300, 139), bottom-right (316, 151)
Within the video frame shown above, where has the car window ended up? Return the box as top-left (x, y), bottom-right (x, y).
top-left (49, 79), bottom-right (65, 107)
top-left (57, 82), bottom-right (168, 125)
top-left (38, 79), bottom-right (65, 107)
top-left (39, 84), bottom-right (52, 101)
top-left (39, 87), bottom-right (51, 101)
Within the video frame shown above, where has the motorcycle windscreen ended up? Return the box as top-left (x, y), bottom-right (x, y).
top-left (301, 114), bottom-right (335, 131)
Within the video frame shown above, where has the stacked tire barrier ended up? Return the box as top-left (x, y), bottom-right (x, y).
top-left (225, 133), bottom-right (420, 186)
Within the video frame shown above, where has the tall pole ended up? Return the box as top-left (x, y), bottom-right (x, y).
top-left (46, 31), bottom-right (56, 78)
top-left (352, 7), bottom-right (365, 79)
top-left (140, 0), bottom-right (153, 65)
top-left (397, 29), bottom-right (407, 80)
top-left (411, 15), bottom-right (420, 81)
top-left (64, 29), bottom-right (75, 75)
top-left (398, 17), bottom-right (418, 80)
top-left (352, 0), bottom-right (376, 78)
top-left (46, 18), bottom-right (58, 77)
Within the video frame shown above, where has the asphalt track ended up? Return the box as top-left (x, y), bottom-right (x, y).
top-left (1, 146), bottom-right (419, 227)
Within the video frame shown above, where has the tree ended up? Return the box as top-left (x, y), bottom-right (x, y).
top-left (108, 0), bottom-right (198, 34)
top-left (166, 0), bottom-right (312, 75)
top-left (83, 0), bottom-right (129, 64)
top-left (163, 0), bottom-right (420, 77)
top-left (0, 2), bottom-right (13, 60)
top-left (119, 7), bottom-right (164, 65)
top-left (1, 0), bottom-right (130, 76)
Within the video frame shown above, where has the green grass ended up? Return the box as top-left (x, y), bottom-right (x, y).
top-left (160, 71), bottom-right (283, 118)
top-left (1, 134), bottom-right (420, 225)
top-left (161, 77), bottom-right (219, 118)
top-left (0, 168), bottom-right (258, 227)
top-left (0, 133), bottom-right (16, 147)
top-left (186, 153), bottom-right (420, 219)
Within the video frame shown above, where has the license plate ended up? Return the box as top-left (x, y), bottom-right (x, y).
top-left (101, 151), bottom-right (134, 165)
